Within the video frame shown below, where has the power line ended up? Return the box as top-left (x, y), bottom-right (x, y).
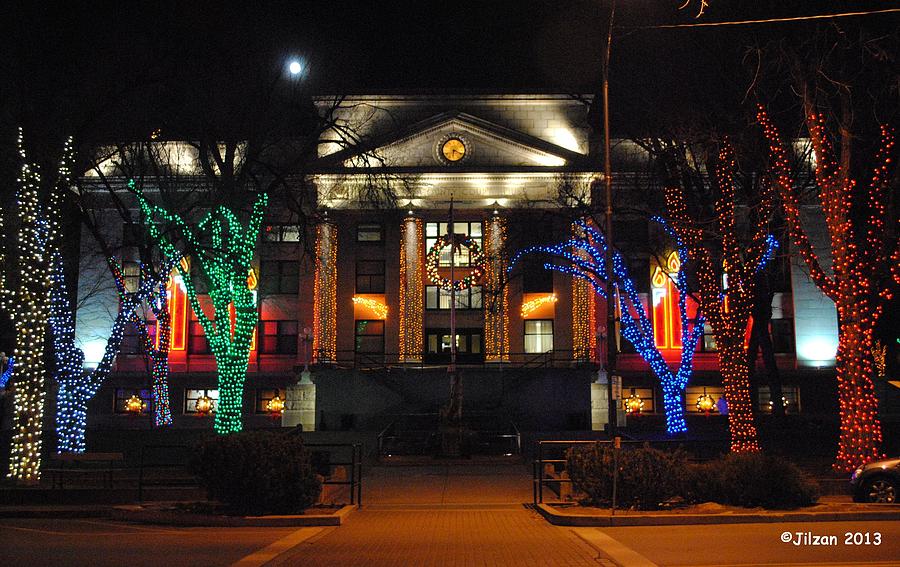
top-left (629, 7), bottom-right (900, 29)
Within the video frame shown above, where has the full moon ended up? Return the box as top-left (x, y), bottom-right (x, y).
top-left (288, 60), bottom-right (302, 75)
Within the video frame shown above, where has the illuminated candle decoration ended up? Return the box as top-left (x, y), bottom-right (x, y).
top-left (510, 219), bottom-right (703, 435)
top-left (399, 216), bottom-right (424, 362)
top-left (426, 235), bottom-right (485, 291)
top-left (758, 106), bottom-right (895, 471)
top-left (661, 139), bottom-right (778, 454)
top-left (133, 180), bottom-right (268, 435)
top-left (521, 294), bottom-right (558, 317)
top-left (352, 296), bottom-right (388, 319)
top-left (651, 252), bottom-right (685, 350)
top-left (313, 222), bottom-right (337, 363)
top-left (483, 215), bottom-right (510, 362)
top-left (1, 129), bottom-right (71, 482)
top-left (624, 394), bottom-right (644, 415)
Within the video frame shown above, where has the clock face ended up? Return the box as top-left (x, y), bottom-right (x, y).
top-left (441, 138), bottom-right (466, 162)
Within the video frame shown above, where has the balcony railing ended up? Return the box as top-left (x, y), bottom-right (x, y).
top-left (314, 349), bottom-right (592, 371)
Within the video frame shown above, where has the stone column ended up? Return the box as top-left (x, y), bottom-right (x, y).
top-left (282, 369), bottom-right (316, 431)
top-left (399, 215), bottom-right (423, 362)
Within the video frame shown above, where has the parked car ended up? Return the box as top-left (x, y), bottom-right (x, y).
top-left (851, 457), bottom-right (899, 503)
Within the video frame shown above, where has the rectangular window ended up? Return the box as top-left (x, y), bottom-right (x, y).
top-left (425, 285), bottom-right (483, 310)
top-left (425, 221), bottom-right (482, 267)
top-left (356, 260), bottom-right (385, 294)
top-left (188, 321), bottom-right (210, 354)
top-left (122, 261), bottom-right (141, 293)
top-left (263, 224), bottom-right (301, 242)
top-left (120, 321), bottom-right (144, 355)
top-left (255, 389), bottom-right (287, 413)
top-left (259, 321), bottom-right (298, 355)
top-left (424, 329), bottom-right (484, 363)
top-left (357, 223), bottom-right (383, 242)
top-left (701, 321), bottom-right (717, 352)
top-left (770, 319), bottom-right (795, 354)
top-left (260, 260), bottom-right (300, 295)
top-left (185, 388), bottom-right (219, 414)
top-left (524, 320), bottom-right (553, 353)
top-left (758, 385), bottom-right (801, 414)
top-left (355, 320), bottom-right (385, 354)
top-left (113, 388), bottom-right (152, 414)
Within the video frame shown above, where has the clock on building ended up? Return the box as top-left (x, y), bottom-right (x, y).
top-left (440, 137), bottom-right (467, 163)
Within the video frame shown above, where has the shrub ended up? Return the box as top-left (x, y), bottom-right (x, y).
top-left (566, 443), bottom-right (690, 510)
top-left (190, 431), bottom-right (322, 515)
top-left (695, 452), bottom-right (820, 509)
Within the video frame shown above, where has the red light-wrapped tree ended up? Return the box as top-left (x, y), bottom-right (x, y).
top-left (663, 142), bottom-right (777, 454)
top-left (758, 107), bottom-right (897, 471)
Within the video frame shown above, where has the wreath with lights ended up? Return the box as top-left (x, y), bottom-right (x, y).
top-left (426, 234), bottom-right (485, 291)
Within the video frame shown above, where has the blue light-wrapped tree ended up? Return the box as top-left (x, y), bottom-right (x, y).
top-left (510, 218), bottom-right (704, 434)
top-left (48, 251), bottom-right (175, 452)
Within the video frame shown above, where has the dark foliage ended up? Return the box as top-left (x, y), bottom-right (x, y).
top-left (190, 431), bottom-right (321, 515)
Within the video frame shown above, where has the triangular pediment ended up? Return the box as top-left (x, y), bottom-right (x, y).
top-left (315, 111), bottom-right (589, 170)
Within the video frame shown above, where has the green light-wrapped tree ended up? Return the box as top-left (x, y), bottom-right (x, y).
top-left (133, 180), bottom-right (268, 434)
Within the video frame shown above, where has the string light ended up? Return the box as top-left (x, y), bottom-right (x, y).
top-left (0, 357), bottom-right (13, 389)
top-left (660, 139), bottom-right (777, 454)
top-left (50, 251), bottom-right (169, 452)
top-left (195, 395), bottom-right (213, 415)
top-left (571, 223), bottom-right (597, 361)
top-left (125, 395), bottom-right (146, 415)
top-left (624, 394), bottom-right (644, 415)
top-left (758, 106), bottom-right (895, 471)
top-left (112, 259), bottom-right (178, 428)
top-left (425, 234), bottom-right (485, 291)
top-left (265, 395), bottom-right (285, 416)
top-left (1, 129), bottom-right (71, 482)
top-left (132, 180), bottom-right (268, 435)
top-left (521, 294), bottom-right (558, 317)
top-left (352, 296), bottom-right (388, 319)
top-left (510, 219), bottom-right (703, 435)
top-left (399, 216), bottom-right (424, 362)
top-left (313, 222), bottom-right (337, 363)
top-left (696, 394), bottom-right (715, 414)
top-left (483, 215), bottom-right (509, 362)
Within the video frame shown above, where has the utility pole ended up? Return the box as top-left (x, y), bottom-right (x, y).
top-left (602, 0), bottom-right (618, 436)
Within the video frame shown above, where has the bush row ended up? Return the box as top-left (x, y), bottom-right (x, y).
top-left (566, 444), bottom-right (820, 510)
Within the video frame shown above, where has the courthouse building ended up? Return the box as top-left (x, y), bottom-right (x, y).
top-left (73, 93), bottom-right (847, 433)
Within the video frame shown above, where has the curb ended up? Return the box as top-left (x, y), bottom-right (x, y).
top-left (535, 503), bottom-right (900, 527)
top-left (109, 504), bottom-right (356, 527)
top-left (0, 506), bottom-right (113, 519)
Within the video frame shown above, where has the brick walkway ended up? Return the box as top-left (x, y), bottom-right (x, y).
top-left (270, 464), bottom-right (604, 566)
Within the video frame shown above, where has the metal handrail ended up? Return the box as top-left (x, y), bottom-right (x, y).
top-left (306, 442), bottom-right (364, 506)
top-left (314, 349), bottom-right (592, 370)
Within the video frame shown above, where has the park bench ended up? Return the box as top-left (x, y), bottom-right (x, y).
top-left (44, 452), bottom-right (126, 489)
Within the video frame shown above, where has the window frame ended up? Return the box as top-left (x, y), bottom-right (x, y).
top-left (260, 260), bottom-right (300, 295)
top-left (425, 221), bottom-right (483, 267)
top-left (259, 320), bottom-right (299, 355)
top-left (355, 259), bottom-right (386, 294)
top-left (425, 285), bottom-right (483, 310)
top-left (524, 319), bottom-right (554, 354)
top-left (255, 388), bottom-right (287, 414)
top-left (113, 388), bottom-right (153, 414)
top-left (184, 388), bottom-right (219, 414)
top-left (356, 223), bottom-right (384, 243)
top-left (354, 319), bottom-right (385, 354)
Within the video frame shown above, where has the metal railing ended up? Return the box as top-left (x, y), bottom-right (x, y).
top-left (377, 413), bottom-right (521, 458)
top-left (306, 442), bottom-right (364, 506)
top-left (532, 438), bottom-right (719, 507)
top-left (137, 442), bottom-right (364, 506)
top-left (315, 349), bottom-right (591, 371)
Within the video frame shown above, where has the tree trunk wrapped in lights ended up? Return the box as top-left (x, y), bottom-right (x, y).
top-left (110, 260), bottom-right (176, 428)
top-left (758, 107), bottom-right (897, 471)
top-left (134, 181), bottom-right (268, 435)
top-left (510, 219), bottom-right (703, 435)
top-left (0, 129), bottom-right (70, 482)
top-left (49, 253), bottom-right (174, 452)
top-left (662, 142), bottom-right (777, 454)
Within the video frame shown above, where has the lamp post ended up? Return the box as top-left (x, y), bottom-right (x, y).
top-left (300, 326), bottom-right (313, 385)
top-left (601, 0), bottom-right (619, 436)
